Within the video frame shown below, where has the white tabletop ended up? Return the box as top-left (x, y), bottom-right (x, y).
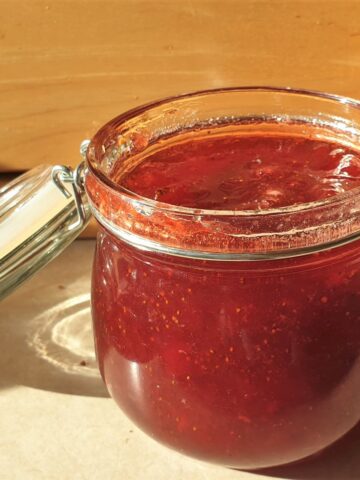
top-left (1, 240), bottom-right (359, 480)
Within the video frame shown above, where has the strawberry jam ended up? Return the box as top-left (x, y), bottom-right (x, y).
top-left (120, 134), bottom-right (360, 210)
top-left (89, 120), bottom-right (360, 469)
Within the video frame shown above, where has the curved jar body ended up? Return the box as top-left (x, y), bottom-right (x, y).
top-left (92, 230), bottom-right (360, 469)
top-left (85, 88), bottom-right (360, 469)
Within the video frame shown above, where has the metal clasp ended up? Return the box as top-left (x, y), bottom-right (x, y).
top-left (51, 140), bottom-right (91, 231)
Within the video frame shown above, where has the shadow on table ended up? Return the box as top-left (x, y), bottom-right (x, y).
top-left (256, 421), bottom-right (360, 480)
top-left (0, 279), bottom-right (108, 398)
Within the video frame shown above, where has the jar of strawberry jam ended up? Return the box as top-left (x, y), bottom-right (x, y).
top-left (2, 87), bottom-right (360, 469)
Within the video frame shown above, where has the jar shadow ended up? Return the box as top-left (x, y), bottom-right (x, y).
top-left (0, 241), bottom-right (108, 398)
top-left (253, 421), bottom-right (360, 480)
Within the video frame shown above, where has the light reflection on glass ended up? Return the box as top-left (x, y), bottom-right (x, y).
top-left (128, 360), bottom-right (142, 398)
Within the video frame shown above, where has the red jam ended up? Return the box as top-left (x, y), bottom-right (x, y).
top-left (120, 134), bottom-right (360, 210)
top-left (91, 128), bottom-right (360, 469)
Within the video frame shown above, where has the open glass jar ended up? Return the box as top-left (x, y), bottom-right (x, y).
top-left (2, 87), bottom-right (360, 469)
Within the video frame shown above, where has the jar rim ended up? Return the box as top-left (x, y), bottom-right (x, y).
top-left (85, 86), bottom-right (360, 260)
top-left (86, 85), bottom-right (360, 218)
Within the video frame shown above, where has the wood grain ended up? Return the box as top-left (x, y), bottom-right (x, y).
top-left (2, 0), bottom-right (360, 173)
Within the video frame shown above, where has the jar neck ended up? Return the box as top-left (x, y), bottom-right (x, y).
top-left (84, 87), bottom-right (360, 261)
top-left (85, 166), bottom-right (360, 261)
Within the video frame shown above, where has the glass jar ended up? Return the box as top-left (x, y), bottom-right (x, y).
top-left (2, 87), bottom-right (360, 470)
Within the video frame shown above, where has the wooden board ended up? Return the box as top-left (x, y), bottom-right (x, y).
top-left (2, 0), bottom-right (360, 173)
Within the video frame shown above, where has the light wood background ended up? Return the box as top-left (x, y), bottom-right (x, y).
top-left (2, 0), bottom-right (360, 173)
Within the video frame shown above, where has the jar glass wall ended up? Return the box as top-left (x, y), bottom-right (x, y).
top-left (85, 88), bottom-right (360, 469)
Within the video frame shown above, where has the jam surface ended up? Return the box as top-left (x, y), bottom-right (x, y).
top-left (121, 133), bottom-right (360, 210)
top-left (91, 127), bottom-right (360, 468)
